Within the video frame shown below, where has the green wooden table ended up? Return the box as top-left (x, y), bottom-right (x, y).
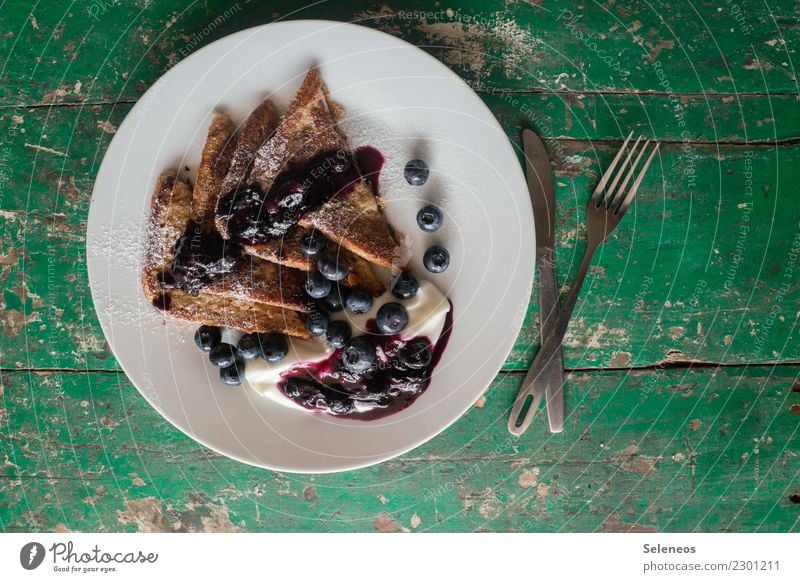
top-left (1, 0), bottom-right (798, 533)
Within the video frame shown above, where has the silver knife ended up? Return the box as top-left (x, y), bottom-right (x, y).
top-left (522, 129), bottom-right (565, 433)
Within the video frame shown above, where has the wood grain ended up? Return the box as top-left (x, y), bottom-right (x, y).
top-left (0, 0), bottom-right (797, 533)
top-left (1, 367), bottom-right (797, 532)
top-left (1, 1), bottom-right (797, 105)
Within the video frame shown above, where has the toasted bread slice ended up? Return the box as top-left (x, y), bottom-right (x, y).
top-left (242, 227), bottom-right (309, 270)
top-left (193, 113), bottom-right (236, 225)
top-left (217, 98), bottom-right (280, 217)
top-left (205, 255), bottom-right (310, 313)
top-left (142, 171), bottom-right (310, 338)
top-left (143, 171), bottom-right (195, 305)
top-left (298, 180), bottom-right (397, 270)
top-left (247, 68), bottom-right (398, 269)
top-left (164, 290), bottom-right (308, 335)
top-left (243, 226), bottom-right (384, 296)
top-left (249, 69), bottom-right (347, 193)
top-left (341, 245), bottom-right (386, 297)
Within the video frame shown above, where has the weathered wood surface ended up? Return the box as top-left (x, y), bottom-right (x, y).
top-left (0, 0), bottom-right (797, 105)
top-left (0, 0), bottom-right (798, 532)
top-left (2, 367), bottom-right (798, 532)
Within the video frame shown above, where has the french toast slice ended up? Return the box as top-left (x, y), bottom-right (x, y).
top-left (341, 245), bottom-right (386, 297)
top-left (165, 291), bottom-right (306, 335)
top-left (192, 113), bottom-right (236, 225)
top-left (217, 98), bottom-right (280, 217)
top-left (142, 171), bottom-right (192, 303)
top-left (204, 255), bottom-right (310, 313)
top-left (241, 227), bottom-right (309, 270)
top-left (142, 171), bottom-right (310, 338)
top-left (243, 226), bottom-right (385, 297)
top-left (298, 180), bottom-right (398, 270)
top-left (248, 68), bottom-right (348, 192)
top-left (245, 68), bottom-right (398, 270)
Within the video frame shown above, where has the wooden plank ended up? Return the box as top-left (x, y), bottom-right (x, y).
top-left (1, 93), bottom-right (794, 226)
top-left (0, 212), bottom-right (111, 371)
top-left (2, 91), bottom-right (797, 218)
top-left (509, 138), bottom-right (800, 370)
top-left (2, 110), bottom-right (797, 370)
top-left (1, 367), bottom-right (798, 532)
top-left (0, 0), bottom-right (797, 107)
top-left (482, 92), bottom-right (800, 144)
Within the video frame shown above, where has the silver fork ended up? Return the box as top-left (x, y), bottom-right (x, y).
top-left (508, 132), bottom-right (660, 435)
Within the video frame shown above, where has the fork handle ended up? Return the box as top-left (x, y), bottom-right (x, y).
top-left (508, 241), bottom-right (599, 435)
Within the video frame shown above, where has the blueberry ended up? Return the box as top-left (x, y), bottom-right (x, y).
top-left (345, 290), bottom-right (373, 314)
top-left (194, 325), bottom-right (221, 352)
top-left (317, 253), bottom-right (349, 282)
top-left (220, 359), bottom-right (244, 386)
top-left (305, 270), bottom-right (332, 299)
top-left (326, 320), bottom-right (352, 349)
top-left (209, 343), bottom-right (237, 368)
top-left (416, 205), bottom-right (443, 232)
top-left (300, 231), bottom-right (326, 258)
top-left (398, 338), bottom-right (433, 370)
top-left (375, 303), bottom-right (409, 335)
top-left (320, 285), bottom-right (347, 312)
top-left (404, 159), bottom-right (429, 186)
top-left (236, 333), bottom-right (262, 361)
top-left (306, 309), bottom-right (330, 337)
top-left (328, 395), bottom-right (354, 415)
top-left (341, 337), bottom-right (375, 373)
top-left (259, 333), bottom-right (288, 363)
top-left (391, 272), bottom-right (419, 299)
top-left (423, 245), bottom-right (450, 273)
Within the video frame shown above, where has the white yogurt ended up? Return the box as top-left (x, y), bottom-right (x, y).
top-left (245, 279), bottom-right (450, 408)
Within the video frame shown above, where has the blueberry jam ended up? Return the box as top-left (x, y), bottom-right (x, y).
top-left (278, 305), bottom-right (453, 420)
top-left (355, 146), bottom-right (385, 192)
top-left (165, 220), bottom-right (240, 295)
top-left (218, 146), bottom-right (385, 245)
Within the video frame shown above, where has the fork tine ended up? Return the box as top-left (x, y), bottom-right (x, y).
top-left (590, 130), bottom-right (633, 205)
top-left (609, 138), bottom-right (650, 211)
top-left (616, 142), bottom-right (660, 215)
top-left (603, 135), bottom-right (642, 208)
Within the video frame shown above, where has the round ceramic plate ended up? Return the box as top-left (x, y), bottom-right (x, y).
top-left (87, 20), bottom-right (534, 473)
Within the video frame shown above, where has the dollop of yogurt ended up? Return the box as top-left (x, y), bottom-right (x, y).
top-left (245, 279), bottom-right (450, 409)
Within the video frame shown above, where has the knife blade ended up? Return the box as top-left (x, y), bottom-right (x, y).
top-left (522, 129), bottom-right (565, 433)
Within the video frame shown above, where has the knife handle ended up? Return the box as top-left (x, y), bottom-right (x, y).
top-left (509, 242), bottom-right (598, 436)
top-left (507, 371), bottom-right (546, 436)
top-left (537, 254), bottom-right (565, 433)
top-left (508, 251), bottom-right (564, 436)
top-left (507, 319), bottom-right (563, 436)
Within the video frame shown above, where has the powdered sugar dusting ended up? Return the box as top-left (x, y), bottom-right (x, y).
top-left (88, 219), bottom-right (151, 327)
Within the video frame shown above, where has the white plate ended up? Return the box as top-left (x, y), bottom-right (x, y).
top-left (87, 20), bottom-right (534, 473)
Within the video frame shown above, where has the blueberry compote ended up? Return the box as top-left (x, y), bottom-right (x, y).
top-left (279, 306), bottom-right (453, 420)
top-left (217, 147), bottom-right (384, 245)
top-left (163, 220), bottom-right (240, 296)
